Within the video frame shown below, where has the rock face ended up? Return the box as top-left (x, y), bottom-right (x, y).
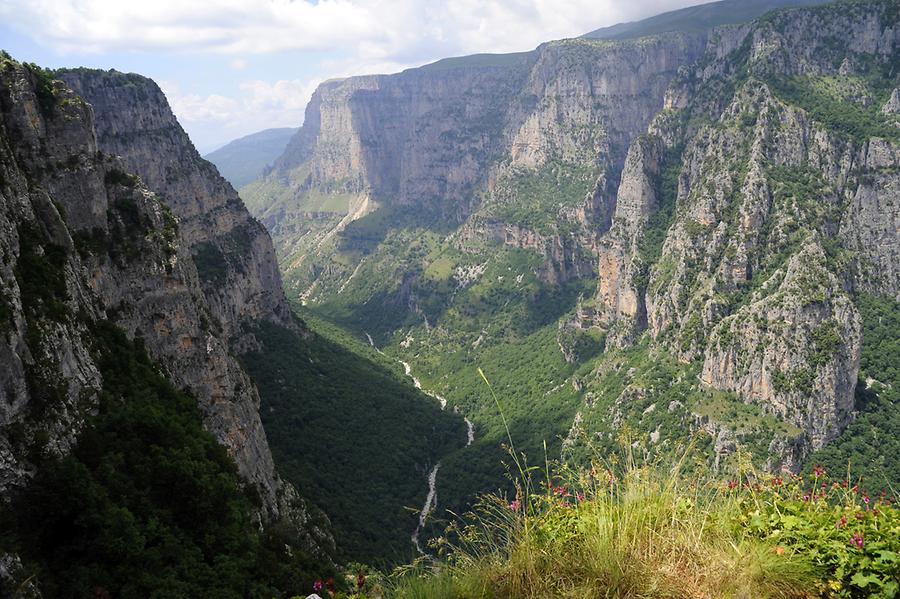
top-left (594, 135), bottom-right (664, 346)
top-left (0, 59), bottom-right (329, 551)
top-left (242, 0), bottom-right (898, 471)
top-left (587, 1), bottom-right (898, 465)
top-left (244, 33), bottom-right (709, 290)
top-left (59, 70), bottom-right (295, 340)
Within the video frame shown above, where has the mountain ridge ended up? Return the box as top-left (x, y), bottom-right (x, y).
top-left (240, 0), bottom-right (900, 545)
top-left (205, 126), bottom-right (298, 189)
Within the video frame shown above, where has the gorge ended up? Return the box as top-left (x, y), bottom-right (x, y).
top-left (1, 0), bottom-right (899, 595)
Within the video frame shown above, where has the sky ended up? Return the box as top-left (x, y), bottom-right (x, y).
top-left (0, 0), bottom-right (707, 154)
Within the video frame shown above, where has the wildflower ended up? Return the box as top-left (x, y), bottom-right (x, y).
top-left (802, 493), bottom-right (811, 502)
top-left (771, 477), bottom-right (783, 487)
top-left (357, 570), bottom-right (366, 590)
top-left (850, 532), bottom-right (864, 549)
top-left (728, 480), bottom-right (738, 490)
top-left (812, 464), bottom-right (825, 477)
top-left (509, 499), bottom-right (521, 511)
top-left (577, 493), bottom-right (586, 502)
top-left (862, 494), bottom-right (870, 505)
top-left (313, 580), bottom-right (324, 592)
top-left (835, 516), bottom-right (847, 528)
top-left (326, 577), bottom-right (335, 592)
top-left (553, 485), bottom-right (570, 497)
top-left (773, 546), bottom-right (785, 555)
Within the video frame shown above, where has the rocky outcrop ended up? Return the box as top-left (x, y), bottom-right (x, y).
top-left (700, 243), bottom-right (861, 455)
top-left (0, 59), bottom-right (330, 554)
top-left (594, 135), bottom-right (664, 346)
top-left (585, 0), bottom-right (898, 464)
top-left (840, 138), bottom-right (900, 299)
top-left (58, 70), bottom-right (295, 338)
top-left (247, 32), bottom-right (710, 298)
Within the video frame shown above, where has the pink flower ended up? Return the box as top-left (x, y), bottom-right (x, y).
top-left (728, 480), bottom-right (738, 490)
top-left (812, 464), bottom-right (825, 477)
top-left (509, 499), bottom-right (521, 511)
top-left (835, 516), bottom-right (847, 529)
top-left (313, 580), bottom-right (325, 592)
top-left (850, 533), bottom-right (864, 549)
top-left (552, 485), bottom-right (570, 497)
top-left (863, 495), bottom-right (870, 505)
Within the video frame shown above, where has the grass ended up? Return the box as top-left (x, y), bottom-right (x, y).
top-left (390, 455), bottom-right (819, 598)
top-left (385, 449), bottom-right (900, 599)
top-left (381, 372), bottom-right (899, 598)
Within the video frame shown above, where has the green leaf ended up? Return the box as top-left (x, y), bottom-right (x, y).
top-left (850, 571), bottom-right (883, 589)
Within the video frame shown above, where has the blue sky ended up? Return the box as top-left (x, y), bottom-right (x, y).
top-left (0, 0), bottom-right (703, 153)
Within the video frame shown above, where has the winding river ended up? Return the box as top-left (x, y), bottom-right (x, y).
top-left (365, 332), bottom-right (474, 554)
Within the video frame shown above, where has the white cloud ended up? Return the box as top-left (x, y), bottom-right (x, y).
top-left (159, 82), bottom-right (239, 122)
top-left (0, 0), bottom-right (705, 58)
top-left (159, 77), bottom-right (322, 152)
top-left (1, 0), bottom-right (707, 148)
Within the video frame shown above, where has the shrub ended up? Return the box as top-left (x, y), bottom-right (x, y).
top-left (103, 168), bottom-right (138, 188)
top-left (390, 448), bottom-right (899, 598)
top-left (392, 457), bottom-right (818, 597)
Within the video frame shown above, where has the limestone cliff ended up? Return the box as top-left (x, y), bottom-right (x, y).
top-left (0, 58), bottom-right (330, 554)
top-left (243, 33), bottom-right (709, 294)
top-left (586, 0), bottom-right (898, 465)
top-left (59, 70), bottom-right (295, 340)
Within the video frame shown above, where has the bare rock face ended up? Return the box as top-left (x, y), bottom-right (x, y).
top-left (583, 1), bottom-right (898, 465)
top-left (700, 243), bottom-right (861, 459)
top-left (0, 59), bottom-right (330, 554)
top-left (247, 33), bottom-right (709, 293)
top-left (594, 135), bottom-right (664, 346)
top-left (58, 70), bottom-right (295, 338)
top-left (840, 138), bottom-right (900, 300)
